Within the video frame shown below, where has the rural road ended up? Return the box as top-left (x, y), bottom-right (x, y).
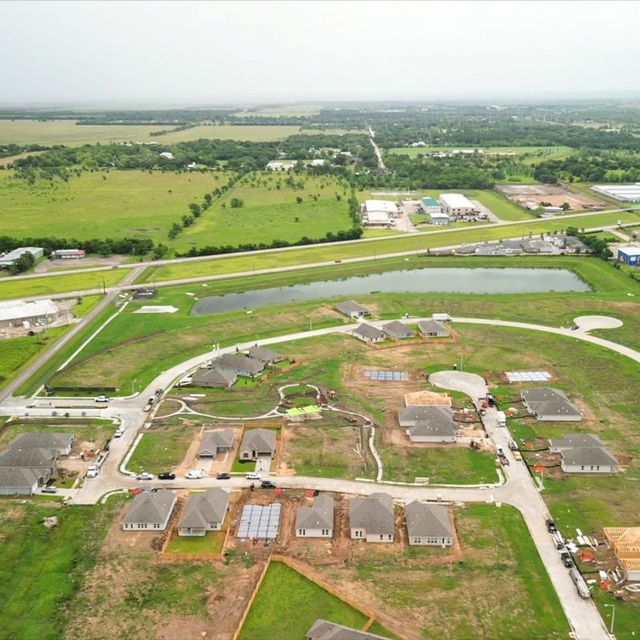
top-left (3, 313), bottom-right (632, 640)
top-left (368, 125), bottom-right (386, 171)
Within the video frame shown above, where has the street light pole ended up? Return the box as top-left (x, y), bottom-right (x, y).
top-left (131, 379), bottom-right (136, 396)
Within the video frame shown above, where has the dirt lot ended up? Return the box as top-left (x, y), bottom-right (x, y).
top-left (497, 183), bottom-right (605, 211)
top-left (34, 254), bottom-right (127, 273)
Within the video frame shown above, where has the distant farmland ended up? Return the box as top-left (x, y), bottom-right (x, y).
top-left (0, 169), bottom-right (227, 242)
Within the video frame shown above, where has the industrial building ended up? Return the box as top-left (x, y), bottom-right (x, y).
top-left (361, 200), bottom-right (399, 227)
top-left (421, 196), bottom-right (442, 215)
top-left (591, 183), bottom-right (640, 202)
top-left (617, 245), bottom-right (640, 267)
top-left (51, 249), bottom-right (86, 259)
top-left (0, 247), bottom-right (44, 269)
top-left (0, 299), bottom-right (61, 330)
top-left (439, 193), bottom-right (478, 219)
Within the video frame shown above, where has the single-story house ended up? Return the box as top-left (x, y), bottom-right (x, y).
top-left (417, 319), bottom-right (450, 338)
top-left (306, 619), bottom-right (391, 640)
top-left (548, 433), bottom-right (617, 473)
top-left (295, 494), bottom-right (334, 538)
top-left (9, 432), bottom-right (74, 456)
top-left (178, 488), bottom-right (229, 536)
top-left (246, 346), bottom-right (284, 366)
top-left (122, 489), bottom-right (177, 531)
top-left (197, 429), bottom-right (235, 457)
top-left (521, 387), bottom-right (582, 421)
top-left (559, 446), bottom-right (619, 473)
top-left (398, 406), bottom-right (457, 443)
top-left (239, 428), bottom-right (277, 461)
top-left (351, 323), bottom-right (386, 344)
top-left (335, 300), bottom-right (370, 319)
top-left (0, 446), bottom-right (56, 471)
top-left (192, 366), bottom-right (237, 389)
top-left (405, 501), bottom-right (454, 547)
top-left (349, 492), bottom-right (395, 543)
top-left (0, 466), bottom-right (44, 495)
top-left (381, 320), bottom-right (415, 340)
top-left (213, 353), bottom-right (264, 378)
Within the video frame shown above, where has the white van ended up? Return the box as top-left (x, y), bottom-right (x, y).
top-left (496, 411), bottom-right (507, 427)
top-left (114, 426), bottom-right (125, 438)
top-left (86, 465), bottom-right (99, 478)
top-left (432, 313), bottom-right (451, 322)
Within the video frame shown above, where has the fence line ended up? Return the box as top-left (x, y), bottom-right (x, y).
top-left (231, 558), bottom-right (271, 640)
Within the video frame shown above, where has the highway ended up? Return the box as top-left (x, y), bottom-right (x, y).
top-left (3, 313), bottom-right (635, 639)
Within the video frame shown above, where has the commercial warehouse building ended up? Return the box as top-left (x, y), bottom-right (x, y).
top-left (0, 299), bottom-right (61, 330)
top-left (361, 200), bottom-right (399, 227)
top-left (591, 183), bottom-right (640, 202)
top-left (0, 247), bottom-right (44, 269)
top-left (439, 193), bottom-right (478, 218)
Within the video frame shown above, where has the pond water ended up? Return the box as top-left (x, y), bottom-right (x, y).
top-left (191, 268), bottom-right (589, 316)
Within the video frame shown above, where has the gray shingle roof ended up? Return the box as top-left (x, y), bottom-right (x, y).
top-left (417, 319), bottom-right (449, 335)
top-left (179, 489), bottom-right (229, 530)
top-left (214, 353), bottom-right (264, 375)
top-left (521, 387), bottom-right (582, 419)
top-left (381, 320), bottom-right (413, 336)
top-left (307, 619), bottom-right (390, 640)
top-left (247, 346), bottom-right (282, 363)
top-left (240, 428), bottom-right (276, 454)
top-left (9, 432), bottom-right (73, 453)
top-left (295, 494), bottom-right (334, 531)
top-left (199, 429), bottom-right (234, 454)
top-left (0, 447), bottom-right (55, 468)
top-left (549, 433), bottom-right (603, 450)
top-left (335, 300), bottom-right (369, 316)
top-left (0, 466), bottom-right (42, 487)
top-left (405, 501), bottom-right (453, 539)
top-left (349, 492), bottom-right (394, 536)
top-left (123, 489), bottom-right (176, 526)
top-left (398, 406), bottom-right (454, 428)
top-left (561, 447), bottom-right (618, 468)
top-left (352, 323), bottom-right (385, 341)
top-left (192, 367), bottom-right (237, 387)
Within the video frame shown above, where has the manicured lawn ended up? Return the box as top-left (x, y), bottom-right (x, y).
top-left (171, 172), bottom-right (354, 251)
top-left (0, 499), bottom-right (123, 640)
top-left (127, 426), bottom-right (194, 474)
top-left (0, 169), bottom-right (227, 243)
top-left (0, 417), bottom-right (114, 450)
top-left (238, 561), bottom-right (370, 640)
top-left (230, 428), bottom-right (280, 472)
top-left (379, 446), bottom-right (498, 484)
top-left (165, 528), bottom-right (225, 554)
top-left (592, 588), bottom-right (640, 640)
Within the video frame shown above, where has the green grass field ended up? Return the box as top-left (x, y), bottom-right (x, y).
top-left (379, 447), bottom-right (498, 484)
top-left (127, 425), bottom-right (194, 474)
top-left (0, 119), bottom-right (169, 145)
top-left (238, 561), bottom-right (371, 640)
top-left (160, 124), bottom-right (304, 142)
top-left (0, 267), bottom-right (127, 301)
top-left (140, 209), bottom-right (640, 283)
top-left (0, 169), bottom-right (227, 242)
top-left (0, 498), bottom-right (123, 640)
top-left (171, 172), bottom-right (354, 251)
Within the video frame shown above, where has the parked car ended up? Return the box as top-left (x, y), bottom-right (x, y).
top-left (114, 426), bottom-right (125, 438)
top-left (41, 485), bottom-right (58, 494)
top-left (546, 518), bottom-right (557, 534)
top-left (561, 552), bottom-right (574, 568)
top-left (86, 465), bottom-right (99, 478)
top-left (158, 472), bottom-right (176, 480)
top-left (147, 396), bottom-right (156, 406)
top-left (245, 472), bottom-right (261, 480)
top-left (261, 480), bottom-right (276, 489)
top-left (94, 395), bottom-right (110, 403)
top-left (512, 450), bottom-right (523, 461)
top-left (155, 388), bottom-right (163, 396)
top-left (185, 469), bottom-right (203, 479)
top-left (136, 472), bottom-right (153, 481)
top-left (216, 472), bottom-right (231, 480)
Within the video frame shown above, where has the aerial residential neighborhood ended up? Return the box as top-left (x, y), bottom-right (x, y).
top-left (0, 2), bottom-right (639, 640)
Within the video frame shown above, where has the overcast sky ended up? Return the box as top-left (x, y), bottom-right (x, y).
top-left (1, 1), bottom-right (638, 106)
